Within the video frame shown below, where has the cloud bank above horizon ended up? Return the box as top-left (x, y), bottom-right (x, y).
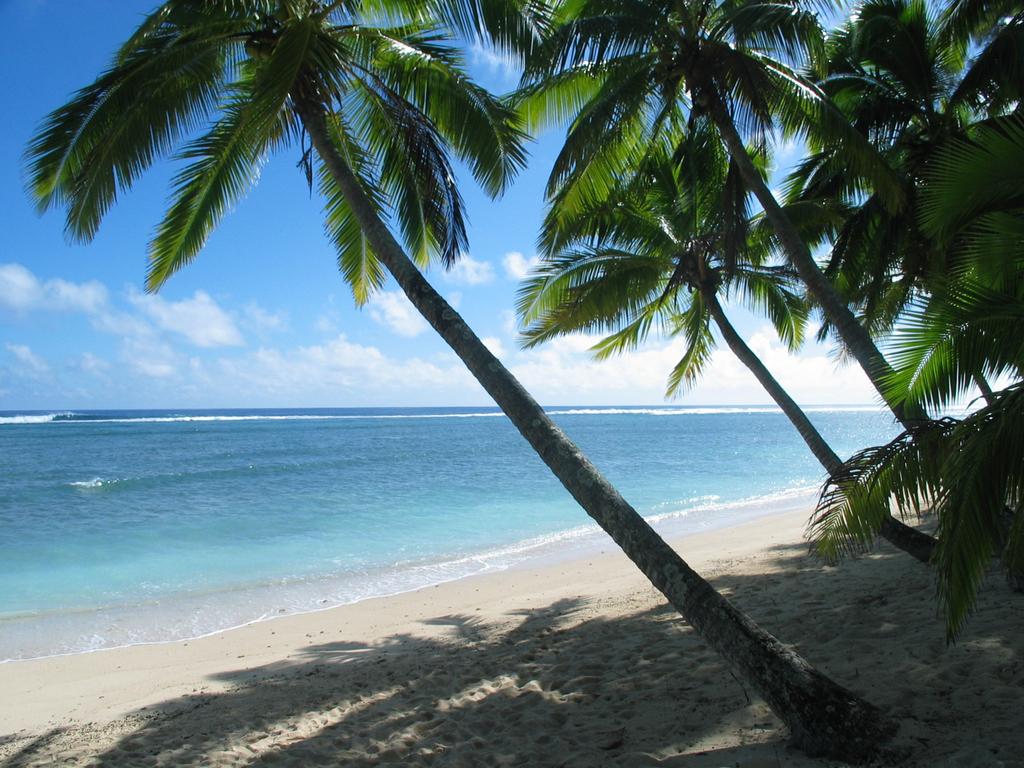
top-left (0, 261), bottom-right (880, 410)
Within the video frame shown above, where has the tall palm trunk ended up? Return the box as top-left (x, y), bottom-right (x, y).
top-left (294, 95), bottom-right (895, 761)
top-left (697, 89), bottom-right (940, 560)
top-left (703, 291), bottom-right (936, 562)
top-left (698, 89), bottom-right (925, 429)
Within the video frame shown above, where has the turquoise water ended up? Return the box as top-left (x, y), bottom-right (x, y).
top-left (0, 406), bottom-right (897, 660)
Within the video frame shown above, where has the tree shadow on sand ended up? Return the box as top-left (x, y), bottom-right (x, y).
top-left (4, 539), bottom-right (1023, 767)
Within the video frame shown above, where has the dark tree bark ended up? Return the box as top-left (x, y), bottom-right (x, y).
top-left (696, 88), bottom-right (943, 562)
top-left (703, 291), bottom-right (936, 563)
top-left (698, 88), bottom-right (925, 428)
top-left (295, 95), bottom-right (896, 762)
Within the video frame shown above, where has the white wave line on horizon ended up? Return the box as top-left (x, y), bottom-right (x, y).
top-left (0, 405), bottom-right (887, 425)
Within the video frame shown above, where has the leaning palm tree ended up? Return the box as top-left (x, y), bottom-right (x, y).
top-left (25, 0), bottom-right (894, 758)
top-left (782, 0), bottom-right (1024, 595)
top-left (515, 0), bottom-right (926, 427)
top-left (521, 122), bottom-right (933, 559)
top-left (812, 114), bottom-right (1024, 635)
top-left (520, 124), bottom-right (825, 452)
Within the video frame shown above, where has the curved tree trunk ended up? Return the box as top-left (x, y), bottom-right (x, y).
top-left (295, 96), bottom-right (895, 762)
top-left (697, 88), bottom-right (942, 561)
top-left (704, 292), bottom-right (936, 563)
top-left (699, 88), bottom-right (926, 429)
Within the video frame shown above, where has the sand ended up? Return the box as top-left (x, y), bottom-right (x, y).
top-left (1, 507), bottom-right (1022, 767)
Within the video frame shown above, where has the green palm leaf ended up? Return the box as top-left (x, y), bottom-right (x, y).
top-left (147, 18), bottom-right (319, 289)
top-left (25, 24), bottom-right (240, 241)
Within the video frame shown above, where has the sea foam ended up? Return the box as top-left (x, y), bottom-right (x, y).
top-left (0, 412), bottom-right (77, 425)
top-left (0, 405), bottom-right (885, 426)
top-left (67, 478), bottom-right (122, 490)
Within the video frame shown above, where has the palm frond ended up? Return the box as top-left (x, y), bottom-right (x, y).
top-left (814, 384), bottom-right (1024, 638)
top-left (146, 18), bottom-right (318, 289)
top-left (318, 112), bottom-right (389, 304)
top-left (918, 115), bottom-right (1024, 246)
top-left (25, 23), bottom-right (241, 241)
top-left (665, 293), bottom-right (715, 397)
top-left (884, 279), bottom-right (1024, 411)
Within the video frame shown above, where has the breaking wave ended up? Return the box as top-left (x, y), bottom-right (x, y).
top-left (2, 405), bottom-right (884, 426)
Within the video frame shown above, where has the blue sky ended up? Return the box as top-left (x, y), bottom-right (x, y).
top-left (0, 0), bottom-right (878, 410)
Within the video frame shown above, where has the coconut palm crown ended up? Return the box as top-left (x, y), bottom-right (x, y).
top-left (522, 116), bottom-right (938, 561)
top-left (513, 0), bottom-right (943, 435)
top-left (783, 0), bottom-right (1024, 337)
top-left (518, 121), bottom-right (808, 397)
top-left (811, 114), bottom-right (1024, 635)
top-left (515, 0), bottom-right (902, 213)
top-left (25, 0), bottom-right (530, 302)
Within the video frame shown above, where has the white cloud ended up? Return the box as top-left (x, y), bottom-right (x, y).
top-left (468, 41), bottom-right (520, 84)
top-left (0, 262), bottom-right (886, 408)
top-left (5, 343), bottom-right (49, 374)
top-left (121, 337), bottom-right (179, 378)
top-left (735, 325), bottom-right (876, 404)
top-left (0, 265), bottom-right (40, 310)
top-left (74, 352), bottom-right (110, 375)
top-left (47, 278), bottom-right (108, 313)
top-left (244, 303), bottom-right (288, 332)
top-left (0, 263), bottom-right (107, 314)
top-left (131, 358), bottom-right (177, 378)
top-left (501, 324), bottom-right (877, 406)
top-left (92, 307), bottom-right (154, 340)
top-left (501, 309), bottom-right (518, 336)
top-left (442, 255), bottom-right (495, 286)
top-left (315, 311), bottom-right (339, 334)
top-left (367, 290), bottom-right (428, 337)
top-left (129, 289), bottom-right (244, 348)
top-left (502, 251), bottom-right (540, 281)
top-left (447, 291), bottom-right (463, 309)
top-left (214, 334), bottom-right (475, 400)
top-left (770, 136), bottom-right (806, 176)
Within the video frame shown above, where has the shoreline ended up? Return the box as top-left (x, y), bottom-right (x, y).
top-left (0, 487), bottom-right (819, 664)
top-left (2, 506), bottom-right (813, 733)
top-left (4, 505), bottom-right (1021, 766)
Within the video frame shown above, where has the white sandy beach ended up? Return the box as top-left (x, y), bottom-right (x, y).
top-left (1, 507), bottom-right (1022, 767)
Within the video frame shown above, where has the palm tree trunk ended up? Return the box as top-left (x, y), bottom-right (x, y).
top-left (698, 88), bottom-right (924, 429)
top-left (294, 95), bottom-right (895, 762)
top-left (704, 292), bottom-right (936, 563)
top-left (705, 295), bottom-right (842, 473)
top-left (974, 372), bottom-right (995, 405)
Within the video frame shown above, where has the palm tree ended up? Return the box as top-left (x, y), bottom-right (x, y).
top-left (521, 122), bottom-right (934, 559)
top-left (892, 114), bottom-right (1024, 409)
top-left (515, 0), bottom-right (928, 427)
top-left (937, 0), bottom-right (1024, 112)
top-left (778, 0), bottom-right (1024, 606)
top-left (25, 0), bottom-right (893, 757)
top-left (812, 114), bottom-right (1024, 635)
top-left (785, 0), bottom-right (1021, 347)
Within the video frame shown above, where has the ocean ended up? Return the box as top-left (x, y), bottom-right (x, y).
top-left (0, 405), bottom-right (897, 661)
